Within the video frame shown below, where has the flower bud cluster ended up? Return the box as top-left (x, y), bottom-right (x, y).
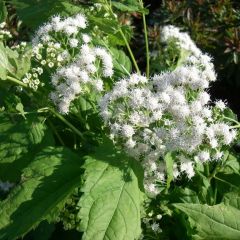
top-left (100, 27), bottom-right (237, 196)
top-left (0, 22), bottom-right (12, 40)
top-left (56, 188), bottom-right (81, 231)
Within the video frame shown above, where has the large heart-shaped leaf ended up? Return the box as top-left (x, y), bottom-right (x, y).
top-left (78, 139), bottom-right (144, 240)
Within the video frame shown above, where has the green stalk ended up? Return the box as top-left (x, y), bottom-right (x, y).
top-left (119, 29), bottom-right (140, 74)
top-left (48, 119), bottom-right (65, 146)
top-left (6, 76), bottom-right (28, 88)
top-left (105, 0), bottom-right (140, 74)
top-left (223, 116), bottom-right (240, 125)
top-left (230, 124), bottom-right (240, 129)
top-left (204, 164), bottom-right (210, 177)
top-left (139, 0), bottom-right (150, 78)
top-left (214, 176), bottom-right (239, 190)
top-left (48, 108), bottom-right (85, 140)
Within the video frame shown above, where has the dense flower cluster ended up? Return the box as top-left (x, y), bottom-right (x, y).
top-left (100, 26), bottom-right (237, 195)
top-left (21, 14), bottom-right (113, 112)
top-left (21, 14), bottom-right (89, 90)
top-left (0, 22), bottom-right (12, 40)
top-left (50, 44), bottom-right (113, 114)
top-left (161, 25), bottom-right (201, 56)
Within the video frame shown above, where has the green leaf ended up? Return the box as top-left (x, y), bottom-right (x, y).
top-left (26, 221), bottom-right (55, 240)
top-left (111, 0), bottom-right (148, 14)
top-left (0, 43), bottom-right (12, 80)
top-left (110, 47), bottom-right (132, 77)
top-left (0, 42), bottom-right (31, 80)
top-left (223, 108), bottom-right (238, 121)
top-left (164, 152), bottom-right (173, 189)
top-left (15, 103), bottom-right (26, 119)
top-left (170, 188), bottom-right (200, 204)
top-left (0, 1), bottom-right (7, 22)
top-left (223, 153), bottom-right (240, 174)
top-left (223, 192), bottom-right (240, 209)
top-left (78, 139), bottom-right (144, 240)
top-left (0, 147), bottom-right (82, 240)
top-left (0, 114), bottom-right (54, 182)
top-left (89, 16), bottom-right (133, 46)
top-left (10, 0), bottom-right (82, 30)
top-left (174, 202), bottom-right (240, 240)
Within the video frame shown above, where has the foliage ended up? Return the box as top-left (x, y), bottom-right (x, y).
top-left (79, 139), bottom-right (143, 240)
top-left (0, 1), bottom-right (239, 240)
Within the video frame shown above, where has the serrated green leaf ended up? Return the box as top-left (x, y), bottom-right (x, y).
top-left (174, 203), bottom-right (240, 240)
top-left (0, 114), bottom-right (54, 182)
top-left (0, 147), bottom-right (82, 240)
top-left (78, 139), bottom-right (144, 240)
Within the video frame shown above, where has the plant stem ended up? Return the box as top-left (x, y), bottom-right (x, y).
top-left (231, 124), bottom-right (240, 129)
top-left (223, 116), bottom-right (240, 125)
top-left (48, 108), bottom-right (85, 140)
top-left (214, 176), bottom-right (239, 190)
top-left (119, 29), bottom-right (140, 74)
top-left (48, 119), bottom-right (65, 146)
top-left (204, 164), bottom-right (210, 177)
top-left (105, 0), bottom-right (140, 74)
top-left (139, 0), bottom-right (150, 78)
top-left (208, 163), bottom-right (221, 180)
top-left (6, 76), bottom-right (28, 88)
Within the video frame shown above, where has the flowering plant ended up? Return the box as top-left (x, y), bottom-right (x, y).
top-left (0, 1), bottom-right (240, 240)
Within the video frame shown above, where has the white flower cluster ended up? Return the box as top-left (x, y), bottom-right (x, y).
top-left (100, 26), bottom-right (237, 196)
top-left (50, 44), bottom-right (113, 114)
top-left (32, 14), bottom-right (87, 45)
top-left (21, 14), bottom-right (113, 109)
top-left (161, 25), bottom-right (201, 56)
top-left (0, 22), bottom-right (12, 40)
top-left (22, 14), bottom-right (91, 90)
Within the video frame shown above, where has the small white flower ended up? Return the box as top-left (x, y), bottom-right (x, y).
top-left (69, 38), bottom-right (79, 47)
top-left (197, 151), bottom-right (210, 162)
top-left (122, 124), bottom-right (135, 138)
top-left (215, 100), bottom-right (226, 111)
top-left (151, 222), bottom-right (160, 232)
top-left (82, 34), bottom-right (91, 43)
